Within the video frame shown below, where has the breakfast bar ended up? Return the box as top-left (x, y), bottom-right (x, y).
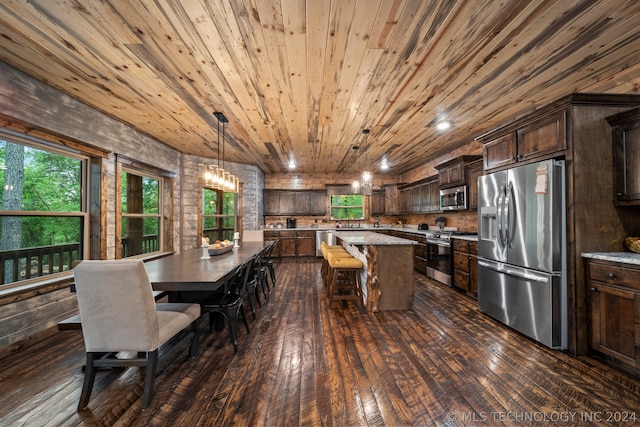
top-left (334, 231), bottom-right (416, 312)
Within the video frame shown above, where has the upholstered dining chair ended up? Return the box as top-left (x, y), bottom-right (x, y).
top-left (73, 259), bottom-right (201, 411)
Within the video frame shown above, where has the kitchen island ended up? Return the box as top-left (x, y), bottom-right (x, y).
top-left (334, 231), bottom-right (416, 312)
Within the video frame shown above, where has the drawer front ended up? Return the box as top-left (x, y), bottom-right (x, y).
top-left (414, 256), bottom-right (427, 274)
top-left (453, 251), bottom-right (469, 272)
top-left (414, 243), bottom-right (427, 259)
top-left (452, 239), bottom-right (469, 252)
top-left (589, 261), bottom-right (640, 291)
top-left (469, 241), bottom-right (478, 255)
top-left (453, 269), bottom-right (469, 292)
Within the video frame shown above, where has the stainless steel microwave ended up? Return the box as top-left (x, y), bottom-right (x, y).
top-left (440, 185), bottom-right (467, 210)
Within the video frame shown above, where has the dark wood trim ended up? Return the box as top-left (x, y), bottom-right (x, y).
top-left (116, 154), bottom-right (176, 178)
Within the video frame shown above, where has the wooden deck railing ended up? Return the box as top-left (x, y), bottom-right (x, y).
top-left (0, 234), bottom-right (161, 285)
top-left (0, 243), bottom-right (80, 285)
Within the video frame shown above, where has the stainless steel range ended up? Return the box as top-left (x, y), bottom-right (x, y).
top-left (424, 229), bottom-right (476, 286)
top-left (424, 230), bottom-right (454, 286)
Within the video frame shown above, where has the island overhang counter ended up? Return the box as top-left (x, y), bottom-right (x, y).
top-left (334, 231), bottom-right (416, 312)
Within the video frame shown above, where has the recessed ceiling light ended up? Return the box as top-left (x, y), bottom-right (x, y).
top-left (288, 159), bottom-right (296, 169)
top-left (436, 121), bottom-right (451, 131)
top-left (380, 159), bottom-right (389, 170)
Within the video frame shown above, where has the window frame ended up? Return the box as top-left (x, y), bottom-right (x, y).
top-left (115, 155), bottom-right (174, 259)
top-left (200, 186), bottom-right (238, 244)
top-left (0, 130), bottom-right (90, 290)
top-left (329, 194), bottom-right (365, 220)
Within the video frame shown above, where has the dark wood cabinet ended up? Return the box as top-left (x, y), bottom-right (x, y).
top-left (436, 155), bottom-right (482, 188)
top-left (263, 191), bottom-right (280, 215)
top-left (607, 107), bottom-right (640, 205)
top-left (516, 110), bottom-right (566, 162)
top-left (481, 110), bottom-right (566, 172)
top-left (468, 241), bottom-right (478, 298)
top-left (309, 191), bottom-right (327, 215)
top-left (398, 176), bottom-right (439, 214)
top-left (296, 231), bottom-right (316, 256)
top-left (483, 133), bottom-right (517, 170)
top-left (293, 192), bottom-right (310, 214)
top-left (264, 190), bottom-right (327, 215)
top-left (371, 190), bottom-right (385, 214)
top-left (263, 230), bottom-right (316, 257)
top-left (438, 162), bottom-right (464, 187)
top-left (586, 258), bottom-right (640, 368)
top-left (452, 238), bottom-right (478, 298)
top-left (384, 185), bottom-right (399, 214)
top-left (466, 160), bottom-right (484, 210)
top-left (279, 234), bottom-right (297, 256)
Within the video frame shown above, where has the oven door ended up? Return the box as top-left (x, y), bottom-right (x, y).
top-left (425, 238), bottom-right (452, 286)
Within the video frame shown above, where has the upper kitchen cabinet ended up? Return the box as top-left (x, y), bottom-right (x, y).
top-left (607, 107), bottom-right (640, 205)
top-left (397, 176), bottom-right (440, 214)
top-left (436, 155), bottom-right (482, 188)
top-left (263, 190), bottom-right (327, 215)
top-left (384, 185), bottom-right (399, 215)
top-left (480, 110), bottom-right (566, 171)
top-left (371, 190), bottom-right (385, 215)
top-left (466, 159), bottom-right (484, 210)
top-left (309, 191), bottom-right (327, 215)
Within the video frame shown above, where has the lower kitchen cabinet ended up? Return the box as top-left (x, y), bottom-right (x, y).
top-left (296, 231), bottom-right (316, 256)
top-left (452, 239), bottom-right (478, 298)
top-left (586, 257), bottom-right (640, 369)
top-left (414, 242), bottom-right (427, 274)
top-left (263, 230), bottom-right (316, 257)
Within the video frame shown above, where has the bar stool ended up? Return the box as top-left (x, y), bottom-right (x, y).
top-left (320, 243), bottom-right (350, 287)
top-left (326, 252), bottom-right (363, 306)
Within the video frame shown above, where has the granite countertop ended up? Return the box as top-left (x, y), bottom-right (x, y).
top-left (582, 252), bottom-right (640, 266)
top-left (334, 230), bottom-right (418, 246)
top-left (262, 226), bottom-right (479, 240)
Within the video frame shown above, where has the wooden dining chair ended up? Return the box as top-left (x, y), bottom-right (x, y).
top-left (73, 259), bottom-right (201, 410)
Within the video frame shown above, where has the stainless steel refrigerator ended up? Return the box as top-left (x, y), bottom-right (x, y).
top-left (477, 159), bottom-right (567, 349)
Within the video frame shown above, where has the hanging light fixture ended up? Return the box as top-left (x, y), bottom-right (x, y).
top-left (207, 112), bottom-right (239, 193)
top-left (352, 129), bottom-right (373, 195)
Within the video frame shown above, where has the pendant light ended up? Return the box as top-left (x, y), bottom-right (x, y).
top-left (204, 112), bottom-right (239, 193)
top-left (352, 129), bottom-right (372, 194)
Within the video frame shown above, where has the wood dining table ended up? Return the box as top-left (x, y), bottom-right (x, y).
top-left (145, 241), bottom-right (269, 294)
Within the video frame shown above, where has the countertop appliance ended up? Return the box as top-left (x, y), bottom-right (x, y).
top-left (440, 185), bottom-right (467, 210)
top-left (477, 159), bottom-right (567, 350)
top-left (286, 218), bottom-right (296, 229)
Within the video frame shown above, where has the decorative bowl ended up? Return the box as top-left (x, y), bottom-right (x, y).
top-left (208, 245), bottom-right (233, 256)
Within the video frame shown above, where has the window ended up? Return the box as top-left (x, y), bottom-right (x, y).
top-left (119, 169), bottom-right (162, 257)
top-left (202, 187), bottom-right (236, 243)
top-left (0, 133), bottom-right (87, 287)
top-left (330, 194), bottom-right (364, 220)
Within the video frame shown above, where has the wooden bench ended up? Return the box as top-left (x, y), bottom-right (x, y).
top-left (57, 290), bottom-right (168, 331)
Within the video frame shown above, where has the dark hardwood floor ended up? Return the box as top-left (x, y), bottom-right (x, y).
top-left (1, 258), bottom-right (639, 426)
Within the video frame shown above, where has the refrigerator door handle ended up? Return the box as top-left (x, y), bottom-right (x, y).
top-left (497, 183), bottom-right (506, 247)
top-left (506, 181), bottom-right (515, 248)
top-left (478, 260), bottom-right (550, 283)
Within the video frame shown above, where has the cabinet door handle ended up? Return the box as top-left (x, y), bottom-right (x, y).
top-left (607, 273), bottom-right (617, 280)
top-left (591, 287), bottom-right (597, 292)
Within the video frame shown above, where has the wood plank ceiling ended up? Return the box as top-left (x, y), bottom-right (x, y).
top-left (1, 0), bottom-right (640, 175)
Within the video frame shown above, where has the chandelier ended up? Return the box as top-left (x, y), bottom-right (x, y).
top-left (352, 129), bottom-right (372, 195)
top-left (204, 112), bottom-right (239, 193)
